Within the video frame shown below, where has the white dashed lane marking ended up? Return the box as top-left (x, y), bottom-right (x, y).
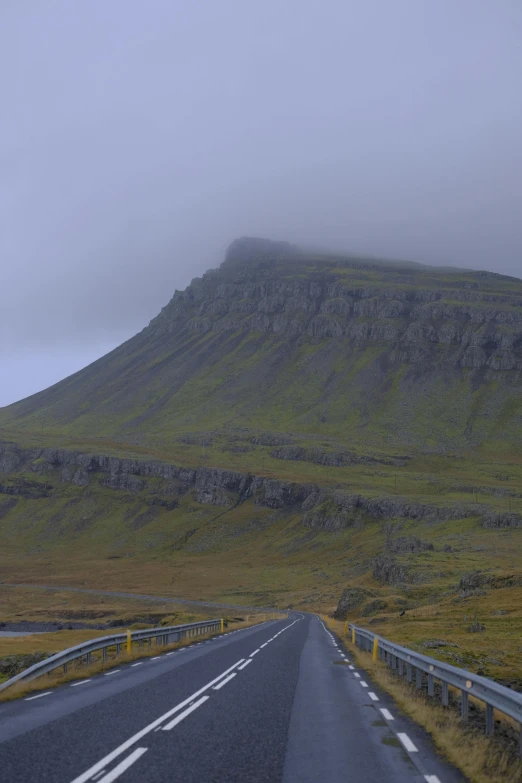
top-left (380, 708), bottom-right (394, 721)
top-left (161, 696), bottom-right (210, 731)
top-left (368, 692), bottom-right (379, 701)
top-left (25, 691), bottom-right (52, 701)
top-left (213, 673), bottom-right (237, 691)
top-left (398, 733), bottom-right (418, 752)
top-left (96, 747), bottom-right (148, 783)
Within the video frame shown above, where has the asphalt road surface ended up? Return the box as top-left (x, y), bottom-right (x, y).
top-left (0, 614), bottom-right (464, 783)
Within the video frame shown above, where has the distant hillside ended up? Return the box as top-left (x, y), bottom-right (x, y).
top-left (2, 236), bottom-right (522, 451)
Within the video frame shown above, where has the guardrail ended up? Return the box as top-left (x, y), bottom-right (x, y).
top-left (0, 618), bottom-right (222, 694)
top-left (348, 623), bottom-right (522, 751)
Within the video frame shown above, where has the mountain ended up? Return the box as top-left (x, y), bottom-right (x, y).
top-left (2, 236), bottom-right (522, 451)
top-left (1, 238), bottom-right (522, 664)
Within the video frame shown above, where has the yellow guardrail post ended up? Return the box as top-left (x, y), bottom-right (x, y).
top-left (343, 621), bottom-right (348, 635)
top-left (351, 627), bottom-right (355, 644)
top-left (220, 618), bottom-right (224, 633)
top-left (372, 636), bottom-right (378, 661)
top-left (126, 629), bottom-right (131, 655)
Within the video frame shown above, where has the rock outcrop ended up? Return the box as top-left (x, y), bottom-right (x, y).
top-left (373, 554), bottom-right (408, 585)
top-left (333, 587), bottom-right (375, 619)
top-left (0, 442), bottom-right (498, 529)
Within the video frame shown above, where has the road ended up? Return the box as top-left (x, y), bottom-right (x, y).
top-left (0, 582), bottom-right (263, 611)
top-left (0, 614), bottom-right (463, 783)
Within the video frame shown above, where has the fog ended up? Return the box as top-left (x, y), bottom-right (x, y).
top-left (1, 1), bottom-right (521, 406)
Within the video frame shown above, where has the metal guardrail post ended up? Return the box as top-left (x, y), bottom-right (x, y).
top-left (442, 681), bottom-right (449, 706)
top-left (428, 674), bottom-right (434, 696)
top-left (486, 704), bottom-right (494, 736)
top-left (415, 668), bottom-right (422, 689)
top-left (461, 690), bottom-right (469, 721)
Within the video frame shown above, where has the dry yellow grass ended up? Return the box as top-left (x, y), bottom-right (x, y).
top-left (339, 632), bottom-right (522, 783)
top-left (0, 615), bottom-right (280, 702)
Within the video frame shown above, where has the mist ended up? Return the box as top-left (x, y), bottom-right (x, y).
top-left (1, 1), bottom-right (521, 406)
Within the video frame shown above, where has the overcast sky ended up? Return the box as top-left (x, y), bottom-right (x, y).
top-left (1, 1), bottom-right (521, 407)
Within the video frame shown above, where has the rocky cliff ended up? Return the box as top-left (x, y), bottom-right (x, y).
top-left (2, 442), bottom-right (519, 529)
top-left (151, 237), bottom-right (522, 372)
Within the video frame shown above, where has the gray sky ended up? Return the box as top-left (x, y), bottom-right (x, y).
top-left (1, 1), bottom-right (521, 407)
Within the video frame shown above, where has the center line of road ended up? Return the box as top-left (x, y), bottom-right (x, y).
top-left (213, 672), bottom-right (237, 690)
top-left (25, 691), bottom-right (52, 701)
top-left (162, 696), bottom-right (209, 731)
top-left (68, 659), bottom-right (245, 783)
top-left (250, 649), bottom-right (260, 657)
top-left (71, 679), bottom-right (92, 687)
top-left (96, 747), bottom-right (148, 783)
top-left (260, 643), bottom-right (268, 648)
top-left (238, 660), bottom-right (252, 670)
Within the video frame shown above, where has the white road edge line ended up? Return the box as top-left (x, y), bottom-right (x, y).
top-left (368, 692), bottom-right (379, 701)
top-left (25, 691), bottom-right (52, 701)
top-left (71, 680), bottom-right (92, 687)
top-left (380, 708), bottom-right (394, 721)
top-left (424, 777), bottom-right (441, 783)
top-left (212, 672), bottom-right (237, 691)
top-left (398, 733), bottom-right (418, 752)
top-left (68, 658), bottom-right (245, 783)
top-left (353, 673), bottom-right (361, 679)
top-left (131, 663), bottom-right (144, 667)
top-left (360, 682), bottom-right (368, 688)
top-left (97, 747), bottom-right (148, 783)
top-left (162, 696), bottom-right (209, 730)
top-left (104, 670), bottom-right (121, 676)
